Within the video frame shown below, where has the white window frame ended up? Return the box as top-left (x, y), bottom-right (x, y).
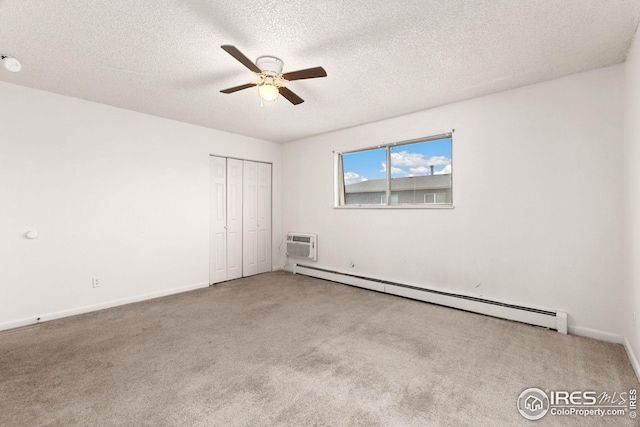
top-left (334, 131), bottom-right (454, 209)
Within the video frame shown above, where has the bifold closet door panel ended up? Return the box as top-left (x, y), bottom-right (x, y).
top-left (242, 160), bottom-right (258, 277)
top-left (257, 162), bottom-right (272, 274)
top-left (209, 156), bottom-right (227, 284)
top-left (226, 158), bottom-right (243, 281)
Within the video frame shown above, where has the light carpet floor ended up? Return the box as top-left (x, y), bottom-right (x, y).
top-left (1, 271), bottom-right (638, 426)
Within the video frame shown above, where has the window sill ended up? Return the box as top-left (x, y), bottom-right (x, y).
top-left (333, 204), bottom-right (455, 210)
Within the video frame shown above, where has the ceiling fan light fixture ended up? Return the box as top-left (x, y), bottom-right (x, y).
top-left (258, 77), bottom-right (279, 102)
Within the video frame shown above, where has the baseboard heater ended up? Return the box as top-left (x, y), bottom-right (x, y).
top-left (294, 264), bottom-right (568, 334)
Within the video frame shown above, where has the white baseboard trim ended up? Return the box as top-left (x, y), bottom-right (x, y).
top-left (568, 325), bottom-right (625, 344)
top-left (624, 337), bottom-right (640, 382)
top-left (0, 281), bottom-right (209, 332)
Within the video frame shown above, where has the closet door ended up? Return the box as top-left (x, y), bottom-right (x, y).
top-left (226, 158), bottom-right (243, 280)
top-left (242, 161), bottom-right (258, 277)
top-left (257, 162), bottom-right (272, 274)
top-left (209, 156), bottom-right (227, 284)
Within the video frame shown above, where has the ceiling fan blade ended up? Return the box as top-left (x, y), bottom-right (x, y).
top-left (221, 45), bottom-right (261, 74)
top-left (282, 66), bottom-right (327, 81)
top-left (279, 86), bottom-right (304, 105)
top-left (220, 83), bottom-right (256, 94)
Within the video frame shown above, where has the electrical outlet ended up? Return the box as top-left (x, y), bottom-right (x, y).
top-left (92, 277), bottom-right (102, 288)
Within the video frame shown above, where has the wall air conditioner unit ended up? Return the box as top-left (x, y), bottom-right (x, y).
top-left (286, 233), bottom-right (317, 261)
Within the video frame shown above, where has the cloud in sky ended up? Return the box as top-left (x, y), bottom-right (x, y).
top-left (391, 151), bottom-right (450, 168)
top-left (390, 151), bottom-right (452, 176)
top-left (380, 162), bottom-right (404, 175)
top-left (344, 171), bottom-right (368, 185)
top-left (435, 164), bottom-right (452, 175)
top-left (408, 164), bottom-right (452, 174)
top-left (409, 166), bottom-right (430, 174)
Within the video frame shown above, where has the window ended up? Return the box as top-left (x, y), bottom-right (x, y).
top-left (336, 133), bottom-right (452, 208)
top-left (425, 193), bottom-right (435, 204)
top-left (424, 193), bottom-right (447, 204)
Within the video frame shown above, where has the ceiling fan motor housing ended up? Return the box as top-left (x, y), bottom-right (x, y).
top-left (256, 56), bottom-right (283, 75)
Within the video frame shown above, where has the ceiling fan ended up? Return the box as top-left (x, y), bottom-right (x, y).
top-left (220, 45), bottom-right (327, 106)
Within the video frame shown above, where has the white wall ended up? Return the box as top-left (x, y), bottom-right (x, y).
top-left (0, 82), bottom-right (282, 329)
top-left (624, 31), bottom-right (640, 374)
top-left (282, 65), bottom-right (625, 340)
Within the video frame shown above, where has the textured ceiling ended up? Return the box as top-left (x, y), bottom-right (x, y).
top-left (0, 1), bottom-right (638, 143)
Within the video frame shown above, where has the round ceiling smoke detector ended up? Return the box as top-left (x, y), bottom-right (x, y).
top-left (256, 56), bottom-right (283, 75)
top-left (2, 56), bottom-right (22, 72)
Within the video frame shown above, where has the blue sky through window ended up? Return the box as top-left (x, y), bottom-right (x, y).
top-left (343, 138), bottom-right (452, 185)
